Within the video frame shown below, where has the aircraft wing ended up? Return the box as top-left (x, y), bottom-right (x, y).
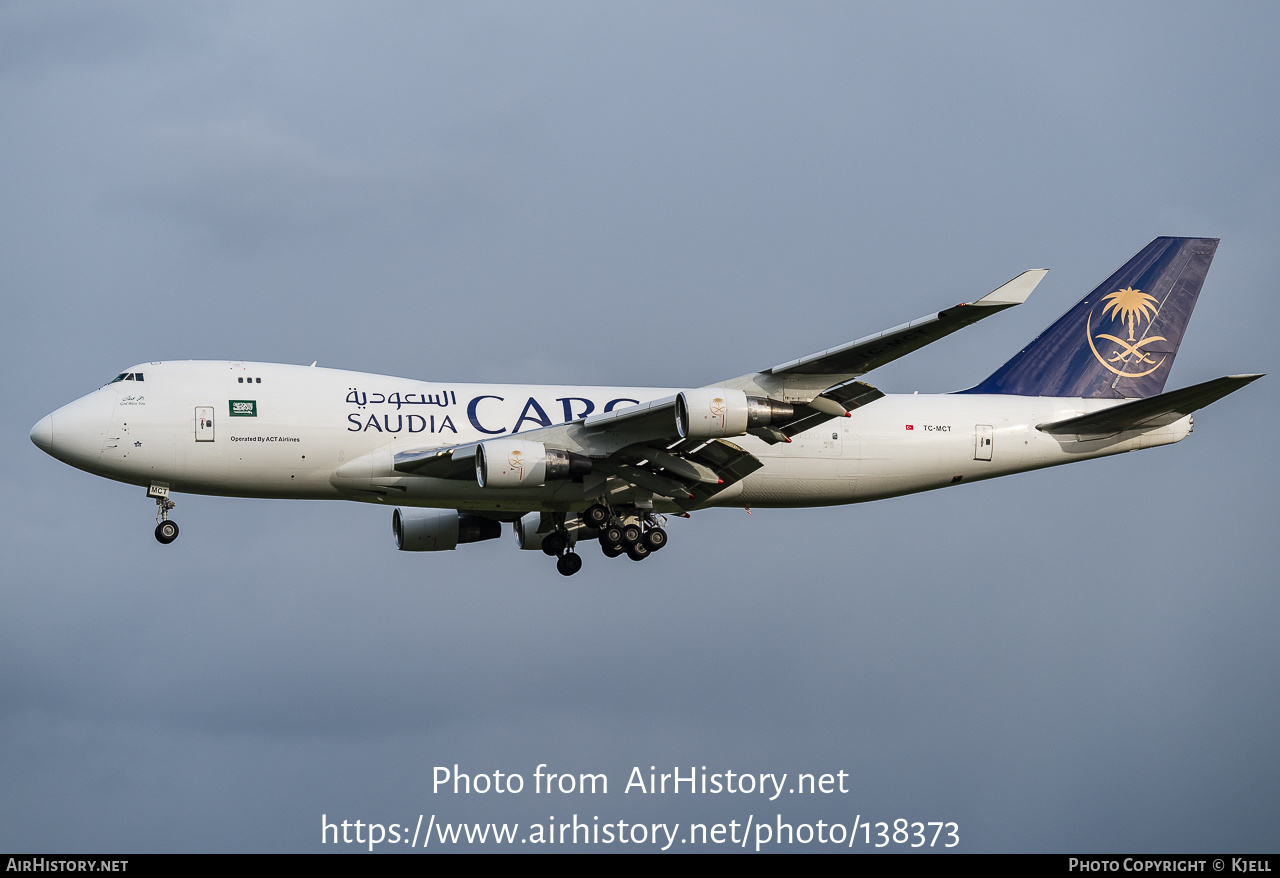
top-left (392, 431), bottom-right (763, 509)
top-left (722, 269), bottom-right (1047, 401)
top-left (589, 436), bottom-right (765, 509)
top-left (543, 269), bottom-right (1043, 446)
top-left (392, 270), bottom-right (1044, 507)
top-left (393, 442), bottom-right (481, 479)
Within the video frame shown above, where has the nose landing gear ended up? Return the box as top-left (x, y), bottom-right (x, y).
top-left (150, 486), bottom-right (178, 545)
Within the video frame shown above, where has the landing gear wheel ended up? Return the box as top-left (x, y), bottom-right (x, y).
top-left (542, 532), bottom-right (568, 557)
top-left (601, 524), bottom-right (624, 545)
top-left (621, 523), bottom-right (643, 544)
top-left (582, 504), bottom-right (610, 528)
top-left (626, 541), bottom-right (650, 561)
top-left (556, 553), bottom-right (583, 576)
top-left (600, 538), bottom-right (625, 558)
top-left (642, 527), bottom-right (667, 552)
top-left (153, 494), bottom-right (177, 543)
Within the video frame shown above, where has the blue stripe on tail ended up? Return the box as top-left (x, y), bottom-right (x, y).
top-left (960, 237), bottom-right (1218, 398)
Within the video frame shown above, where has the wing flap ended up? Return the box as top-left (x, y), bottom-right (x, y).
top-left (677, 439), bottom-right (765, 509)
top-left (592, 458), bottom-right (694, 500)
top-left (616, 445), bottom-right (722, 484)
top-left (596, 438), bottom-right (764, 508)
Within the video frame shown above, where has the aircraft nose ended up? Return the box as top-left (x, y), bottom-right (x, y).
top-left (32, 390), bottom-right (116, 468)
top-left (30, 414), bottom-right (53, 452)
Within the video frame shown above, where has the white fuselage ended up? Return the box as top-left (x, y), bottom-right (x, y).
top-left (35, 360), bottom-right (1191, 513)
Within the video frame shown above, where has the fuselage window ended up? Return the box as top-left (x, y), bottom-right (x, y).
top-left (255, 377), bottom-right (261, 383)
top-left (238, 377), bottom-right (244, 383)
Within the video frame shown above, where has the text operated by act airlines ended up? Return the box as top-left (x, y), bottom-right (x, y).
top-left (321, 764), bottom-right (960, 851)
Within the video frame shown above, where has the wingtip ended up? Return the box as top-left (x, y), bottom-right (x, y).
top-left (976, 268), bottom-right (1049, 306)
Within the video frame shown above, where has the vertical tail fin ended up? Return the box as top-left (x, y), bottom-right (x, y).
top-left (962, 237), bottom-right (1219, 398)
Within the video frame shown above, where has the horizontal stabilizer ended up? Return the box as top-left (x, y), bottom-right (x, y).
top-left (1037, 374), bottom-right (1263, 437)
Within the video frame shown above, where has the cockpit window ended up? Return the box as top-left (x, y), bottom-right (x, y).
top-left (108, 372), bottom-right (144, 384)
top-left (133, 373), bottom-right (143, 381)
top-left (109, 373), bottom-right (128, 384)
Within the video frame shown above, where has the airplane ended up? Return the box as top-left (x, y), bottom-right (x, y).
top-left (29, 237), bottom-right (1262, 576)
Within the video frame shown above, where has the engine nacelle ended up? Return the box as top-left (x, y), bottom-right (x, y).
top-left (514, 512), bottom-right (550, 551)
top-left (393, 508), bottom-right (501, 551)
top-left (676, 388), bottom-right (794, 439)
top-left (475, 438), bottom-right (591, 488)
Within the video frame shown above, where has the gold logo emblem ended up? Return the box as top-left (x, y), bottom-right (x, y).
top-left (508, 449), bottom-right (524, 478)
top-left (1086, 286), bottom-right (1167, 378)
top-left (709, 397), bottom-right (726, 416)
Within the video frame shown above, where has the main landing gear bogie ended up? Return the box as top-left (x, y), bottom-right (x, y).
top-left (595, 507), bottom-right (668, 564)
top-left (544, 504), bottom-right (674, 576)
top-left (537, 512), bottom-right (582, 577)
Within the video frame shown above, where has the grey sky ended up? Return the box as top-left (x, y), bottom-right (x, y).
top-left (2, 1), bottom-right (1276, 852)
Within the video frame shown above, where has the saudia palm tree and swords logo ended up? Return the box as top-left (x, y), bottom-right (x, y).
top-left (1085, 286), bottom-right (1168, 377)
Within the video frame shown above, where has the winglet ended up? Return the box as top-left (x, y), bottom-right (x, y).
top-left (974, 269), bottom-right (1048, 306)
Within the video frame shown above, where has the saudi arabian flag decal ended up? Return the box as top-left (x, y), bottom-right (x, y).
top-left (229, 400), bottom-right (257, 417)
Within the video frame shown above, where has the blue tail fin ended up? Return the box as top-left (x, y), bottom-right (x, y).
top-left (961, 237), bottom-right (1218, 398)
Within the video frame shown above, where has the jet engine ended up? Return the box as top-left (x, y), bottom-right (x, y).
top-left (514, 512), bottom-right (550, 551)
top-left (475, 438), bottom-right (592, 488)
top-left (675, 388), bottom-right (794, 439)
top-left (392, 508), bottom-right (501, 551)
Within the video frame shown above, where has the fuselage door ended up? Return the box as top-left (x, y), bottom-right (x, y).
top-left (196, 406), bottom-right (215, 442)
top-left (974, 424), bottom-right (993, 461)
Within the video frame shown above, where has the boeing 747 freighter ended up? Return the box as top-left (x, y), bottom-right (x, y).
top-left (30, 237), bottom-right (1261, 575)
